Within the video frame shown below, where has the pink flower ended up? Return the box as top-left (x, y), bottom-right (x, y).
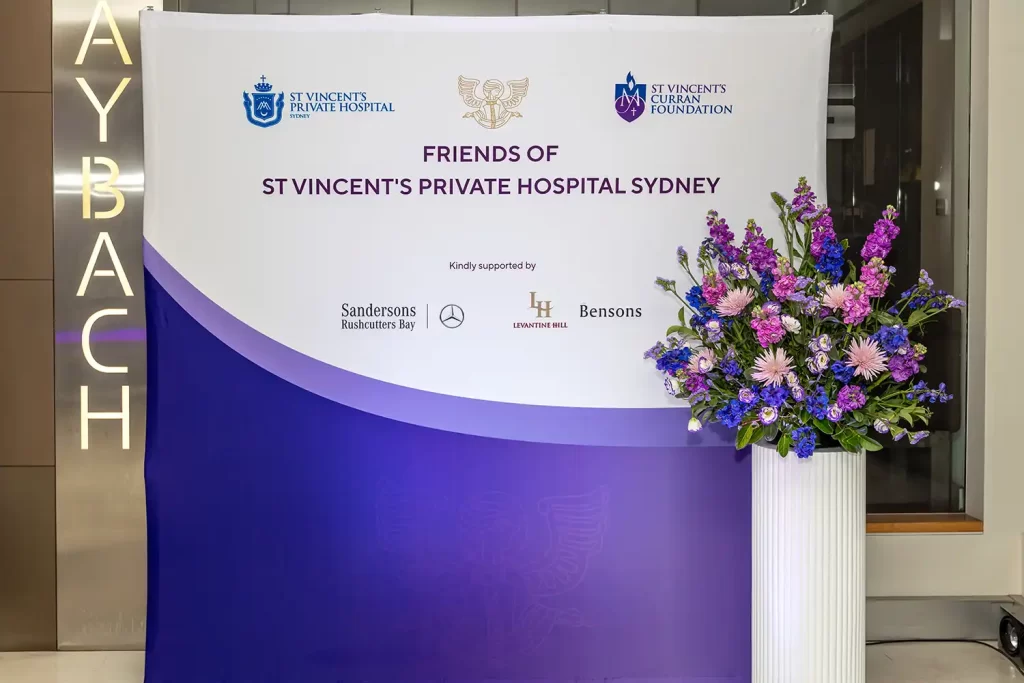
top-left (752, 348), bottom-right (794, 387)
top-left (841, 283), bottom-right (871, 325)
top-left (751, 315), bottom-right (786, 347)
top-left (715, 286), bottom-right (756, 317)
top-left (859, 257), bottom-right (891, 298)
top-left (702, 273), bottom-right (728, 306)
top-left (845, 337), bottom-right (888, 380)
top-left (821, 284), bottom-right (849, 310)
top-left (688, 348), bottom-right (716, 374)
top-left (772, 258), bottom-right (797, 299)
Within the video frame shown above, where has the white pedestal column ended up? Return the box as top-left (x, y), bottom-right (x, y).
top-left (752, 442), bottom-right (866, 683)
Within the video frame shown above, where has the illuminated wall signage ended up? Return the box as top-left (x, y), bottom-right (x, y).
top-left (53, 0), bottom-right (155, 649)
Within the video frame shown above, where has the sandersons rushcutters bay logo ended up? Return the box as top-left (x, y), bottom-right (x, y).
top-left (340, 303), bottom-right (465, 331)
top-left (614, 72), bottom-right (733, 121)
top-left (243, 74), bottom-right (396, 127)
top-left (341, 303), bottom-right (419, 331)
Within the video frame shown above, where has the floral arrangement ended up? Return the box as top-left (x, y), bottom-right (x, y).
top-left (645, 178), bottom-right (964, 457)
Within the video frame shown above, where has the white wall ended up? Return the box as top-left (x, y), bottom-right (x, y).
top-left (866, 0), bottom-right (1024, 598)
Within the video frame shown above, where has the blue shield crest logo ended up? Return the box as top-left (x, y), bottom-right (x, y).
top-left (243, 75), bottom-right (284, 128)
top-left (614, 72), bottom-right (646, 123)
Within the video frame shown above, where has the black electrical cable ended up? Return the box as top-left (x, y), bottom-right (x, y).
top-left (867, 638), bottom-right (1024, 676)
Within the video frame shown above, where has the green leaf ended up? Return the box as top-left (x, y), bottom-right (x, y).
top-left (678, 307), bottom-right (688, 324)
top-left (666, 325), bottom-right (685, 336)
top-left (735, 424), bottom-right (754, 450)
top-left (908, 308), bottom-right (929, 327)
top-left (873, 310), bottom-right (900, 326)
top-left (813, 418), bottom-right (834, 435)
top-left (750, 426), bottom-right (765, 446)
top-left (836, 429), bottom-right (861, 453)
top-left (860, 435), bottom-right (884, 452)
top-left (852, 410), bottom-right (867, 423)
top-left (777, 433), bottom-right (793, 457)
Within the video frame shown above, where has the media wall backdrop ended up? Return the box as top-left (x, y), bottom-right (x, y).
top-left (140, 12), bottom-right (830, 683)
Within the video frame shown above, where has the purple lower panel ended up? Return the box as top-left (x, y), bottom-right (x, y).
top-left (144, 272), bottom-right (751, 683)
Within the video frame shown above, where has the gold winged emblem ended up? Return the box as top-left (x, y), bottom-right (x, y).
top-left (458, 76), bottom-right (530, 130)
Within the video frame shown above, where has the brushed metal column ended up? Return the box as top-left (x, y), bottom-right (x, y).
top-left (53, 0), bottom-right (158, 649)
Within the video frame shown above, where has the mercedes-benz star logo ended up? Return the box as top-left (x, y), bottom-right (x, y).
top-left (439, 304), bottom-right (464, 329)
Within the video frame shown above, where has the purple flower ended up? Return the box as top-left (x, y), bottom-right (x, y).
top-left (791, 177), bottom-right (819, 222)
top-left (888, 347), bottom-right (922, 382)
top-left (645, 342), bottom-right (667, 360)
top-left (742, 220), bottom-right (778, 274)
top-left (836, 385), bottom-right (867, 412)
top-left (707, 210), bottom-right (742, 262)
top-left (759, 406), bottom-right (778, 426)
top-left (731, 262), bottom-right (751, 279)
top-left (873, 419), bottom-right (890, 434)
top-left (810, 208), bottom-right (837, 259)
top-left (826, 403), bottom-right (843, 423)
top-left (790, 385), bottom-right (806, 402)
top-left (751, 315), bottom-right (786, 347)
top-left (861, 205), bottom-right (901, 260)
top-left (909, 431), bottom-right (930, 445)
top-left (702, 273), bottom-right (728, 306)
top-left (738, 387), bottom-right (758, 404)
top-left (676, 246), bottom-right (688, 265)
top-left (704, 318), bottom-right (724, 343)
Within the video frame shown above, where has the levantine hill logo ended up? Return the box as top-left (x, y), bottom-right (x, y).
top-left (243, 75), bottom-right (285, 128)
top-left (614, 72), bottom-right (646, 123)
top-left (514, 292), bottom-right (567, 329)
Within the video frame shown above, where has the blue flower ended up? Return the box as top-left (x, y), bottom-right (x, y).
top-left (830, 360), bottom-right (855, 384)
top-left (872, 325), bottom-right (909, 355)
top-left (655, 347), bottom-right (692, 375)
top-left (792, 426), bottom-right (817, 458)
top-left (813, 237), bottom-right (845, 282)
top-left (715, 399), bottom-right (749, 429)
top-left (721, 359), bottom-right (743, 377)
top-left (760, 385), bottom-right (790, 408)
top-left (807, 387), bottom-right (829, 420)
top-left (759, 271), bottom-right (775, 297)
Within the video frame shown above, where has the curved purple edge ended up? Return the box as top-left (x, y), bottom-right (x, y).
top-left (143, 240), bottom-right (733, 448)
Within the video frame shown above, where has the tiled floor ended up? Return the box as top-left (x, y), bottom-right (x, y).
top-left (0, 643), bottom-right (1020, 682)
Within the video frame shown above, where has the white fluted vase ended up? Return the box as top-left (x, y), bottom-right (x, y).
top-left (752, 442), bottom-right (866, 683)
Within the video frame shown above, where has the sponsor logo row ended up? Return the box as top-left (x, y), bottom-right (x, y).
top-left (244, 72), bottom-right (732, 128)
top-left (340, 292), bottom-right (642, 332)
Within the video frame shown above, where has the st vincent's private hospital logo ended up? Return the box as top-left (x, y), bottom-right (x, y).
top-left (243, 75), bottom-right (395, 128)
top-left (614, 72), bottom-right (733, 122)
top-left (243, 76), bottom-right (285, 127)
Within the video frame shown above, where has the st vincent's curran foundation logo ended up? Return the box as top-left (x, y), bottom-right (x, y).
top-left (458, 76), bottom-right (530, 130)
top-left (614, 72), bottom-right (646, 123)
